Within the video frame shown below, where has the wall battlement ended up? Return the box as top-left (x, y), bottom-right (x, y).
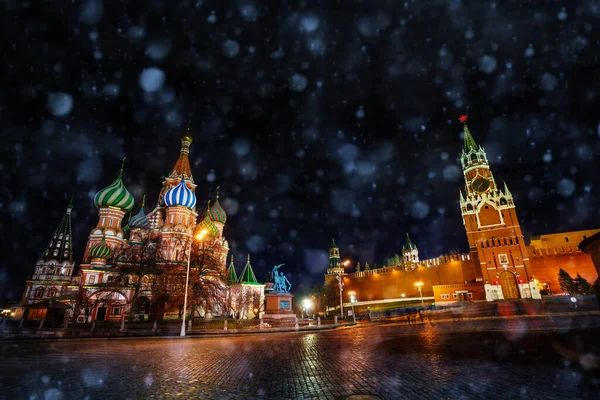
top-left (528, 245), bottom-right (584, 258)
top-left (346, 253), bottom-right (472, 279)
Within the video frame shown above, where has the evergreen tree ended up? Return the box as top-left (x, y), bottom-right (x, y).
top-left (574, 274), bottom-right (593, 295)
top-left (387, 258), bottom-right (393, 267)
top-left (558, 269), bottom-right (575, 294)
top-left (364, 262), bottom-right (371, 271)
top-left (355, 262), bottom-right (361, 272)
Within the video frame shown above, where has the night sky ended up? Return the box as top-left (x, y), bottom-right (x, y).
top-left (1, 1), bottom-right (599, 302)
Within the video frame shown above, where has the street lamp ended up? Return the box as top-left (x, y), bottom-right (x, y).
top-left (415, 281), bottom-right (425, 309)
top-left (302, 298), bottom-right (312, 319)
top-left (180, 229), bottom-right (207, 337)
top-left (335, 274), bottom-right (344, 318)
top-left (348, 291), bottom-right (356, 316)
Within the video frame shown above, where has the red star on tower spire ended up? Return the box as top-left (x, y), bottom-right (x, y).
top-left (458, 114), bottom-right (468, 124)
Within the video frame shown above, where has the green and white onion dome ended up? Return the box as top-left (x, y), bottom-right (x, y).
top-left (94, 169), bottom-right (135, 212)
top-left (89, 240), bottom-right (113, 259)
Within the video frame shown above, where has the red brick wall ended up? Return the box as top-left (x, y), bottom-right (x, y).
top-left (529, 249), bottom-right (598, 293)
top-left (325, 260), bottom-right (478, 306)
top-left (433, 283), bottom-right (486, 302)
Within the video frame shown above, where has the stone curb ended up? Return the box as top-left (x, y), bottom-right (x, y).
top-left (0, 323), bottom-right (357, 343)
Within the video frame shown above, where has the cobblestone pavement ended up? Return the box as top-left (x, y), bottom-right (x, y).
top-left (1, 321), bottom-right (599, 400)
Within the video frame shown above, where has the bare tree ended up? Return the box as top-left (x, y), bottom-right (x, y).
top-left (187, 238), bottom-right (228, 319)
top-left (113, 233), bottom-right (164, 320)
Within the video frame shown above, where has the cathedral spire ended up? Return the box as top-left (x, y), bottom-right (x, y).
top-left (238, 254), bottom-right (259, 284)
top-left (226, 256), bottom-right (238, 283)
top-left (168, 123), bottom-right (194, 182)
top-left (41, 199), bottom-right (74, 262)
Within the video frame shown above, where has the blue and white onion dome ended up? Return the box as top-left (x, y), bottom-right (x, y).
top-left (164, 178), bottom-right (197, 209)
top-left (129, 195), bottom-right (151, 229)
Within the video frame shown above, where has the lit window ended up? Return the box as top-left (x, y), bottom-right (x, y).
top-left (89, 276), bottom-right (96, 284)
top-left (468, 293), bottom-right (473, 298)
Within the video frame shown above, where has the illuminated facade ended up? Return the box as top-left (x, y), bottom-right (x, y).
top-left (22, 132), bottom-right (263, 322)
top-left (325, 120), bottom-right (599, 308)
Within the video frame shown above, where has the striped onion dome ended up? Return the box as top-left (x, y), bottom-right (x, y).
top-left (89, 239), bottom-right (113, 259)
top-left (209, 197), bottom-right (227, 224)
top-left (129, 196), bottom-right (151, 229)
top-left (94, 162), bottom-right (135, 212)
top-left (196, 208), bottom-right (219, 238)
top-left (164, 178), bottom-right (197, 209)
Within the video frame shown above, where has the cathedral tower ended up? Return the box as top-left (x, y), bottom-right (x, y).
top-left (85, 159), bottom-right (135, 262)
top-left (458, 116), bottom-right (539, 300)
top-left (207, 187), bottom-right (230, 272)
top-left (22, 200), bottom-right (75, 303)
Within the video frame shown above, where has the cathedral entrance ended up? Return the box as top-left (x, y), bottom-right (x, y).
top-left (96, 307), bottom-right (107, 321)
top-left (499, 271), bottom-right (520, 300)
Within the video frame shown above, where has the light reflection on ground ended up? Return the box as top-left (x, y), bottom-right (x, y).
top-left (1, 320), bottom-right (599, 399)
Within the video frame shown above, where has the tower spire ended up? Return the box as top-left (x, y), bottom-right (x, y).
top-left (41, 200), bottom-right (74, 262)
top-left (238, 254), bottom-right (259, 284)
top-left (168, 124), bottom-right (193, 181)
top-left (459, 115), bottom-right (477, 152)
top-left (119, 157), bottom-right (126, 177)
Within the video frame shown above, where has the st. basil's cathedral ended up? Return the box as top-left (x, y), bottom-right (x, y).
top-left (21, 132), bottom-right (264, 322)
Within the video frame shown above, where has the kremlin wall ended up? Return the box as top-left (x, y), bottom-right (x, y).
top-left (325, 119), bottom-right (599, 311)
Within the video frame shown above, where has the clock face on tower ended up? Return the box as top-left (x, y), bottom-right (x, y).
top-left (471, 177), bottom-right (491, 193)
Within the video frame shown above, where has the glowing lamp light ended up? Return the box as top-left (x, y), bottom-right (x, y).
top-left (343, 260), bottom-right (350, 266)
top-left (494, 280), bottom-right (500, 285)
top-left (302, 298), bottom-right (313, 310)
top-left (401, 293), bottom-right (406, 298)
top-left (196, 229), bottom-right (208, 241)
top-left (518, 279), bottom-right (524, 284)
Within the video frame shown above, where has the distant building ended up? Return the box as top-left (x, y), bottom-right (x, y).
top-left (325, 120), bottom-right (599, 309)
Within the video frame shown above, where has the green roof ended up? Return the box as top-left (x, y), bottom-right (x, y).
top-left (403, 233), bottom-right (417, 251)
top-left (463, 124), bottom-right (478, 152)
top-left (226, 257), bottom-right (238, 283)
top-left (238, 254), bottom-right (260, 285)
top-left (330, 238), bottom-right (337, 249)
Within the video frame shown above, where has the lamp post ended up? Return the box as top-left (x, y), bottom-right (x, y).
top-left (336, 274), bottom-right (344, 318)
top-left (415, 281), bottom-right (424, 309)
top-left (302, 298), bottom-right (312, 319)
top-left (349, 291), bottom-right (356, 316)
top-left (180, 230), bottom-right (207, 337)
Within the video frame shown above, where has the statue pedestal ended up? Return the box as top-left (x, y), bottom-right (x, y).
top-left (262, 292), bottom-right (295, 321)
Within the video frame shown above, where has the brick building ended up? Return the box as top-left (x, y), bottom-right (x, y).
top-left (325, 118), bottom-right (599, 310)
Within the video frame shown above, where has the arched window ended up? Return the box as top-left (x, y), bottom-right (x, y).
top-left (499, 198), bottom-right (507, 206)
top-left (48, 288), bottom-right (57, 297)
top-left (35, 287), bottom-right (45, 298)
top-left (565, 237), bottom-right (569, 243)
top-left (471, 153), bottom-right (477, 161)
top-left (467, 204), bottom-right (473, 211)
top-left (509, 238), bottom-right (513, 245)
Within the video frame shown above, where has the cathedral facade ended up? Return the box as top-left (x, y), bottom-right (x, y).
top-left (22, 133), bottom-right (263, 323)
top-left (325, 119), bottom-right (599, 308)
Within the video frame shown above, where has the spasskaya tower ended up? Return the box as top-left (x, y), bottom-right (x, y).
top-left (457, 116), bottom-right (541, 301)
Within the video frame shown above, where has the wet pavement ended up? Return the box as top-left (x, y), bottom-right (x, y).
top-left (1, 322), bottom-right (599, 399)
